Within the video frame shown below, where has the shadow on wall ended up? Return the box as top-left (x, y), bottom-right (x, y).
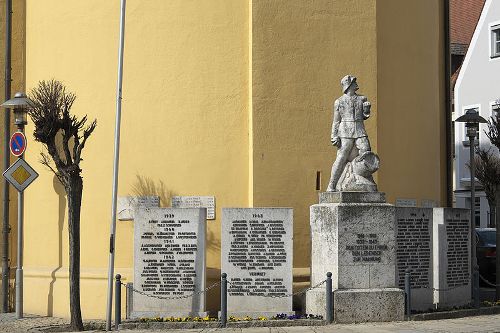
top-left (207, 230), bottom-right (221, 254)
top-left (47, 175), bottom-right (66, 316)
top-left (130, 175), bottom-right (175, 207)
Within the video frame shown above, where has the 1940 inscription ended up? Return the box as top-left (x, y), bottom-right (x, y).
top-left (346, 233), bottom-right (388, 263)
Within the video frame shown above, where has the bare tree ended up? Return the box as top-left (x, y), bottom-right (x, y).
top-left (484, 110), bottom-right (500, 300)
top-left (468, 149), bottom-right (500, 227)
top-left (28, 80), bottom-right (96, 331)
top-left (486, 113), bottom-right (500, 150)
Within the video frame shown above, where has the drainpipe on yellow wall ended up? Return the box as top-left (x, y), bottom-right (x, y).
top-left (444, 0), bottom-right (452, 207)
top-left (2, 0), bottom-right (12, 313)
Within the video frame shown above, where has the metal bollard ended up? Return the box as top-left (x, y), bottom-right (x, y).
top-left (473, 265), bottom-right (480, 308)
top-left (326, 272), bottom-right (333, 324)
top-left (115, 274), bottom-right (121, 330)
top-left (404, 268), bottom-right (411, 316)
top-left (221, 273), bottom-right (227, 327)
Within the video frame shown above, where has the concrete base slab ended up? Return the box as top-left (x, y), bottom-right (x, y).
top-left (218, 311), bottom-right (295, 319)
top-left (131, 311), bottom-right (209, 319)
top-left (334, 288), bottom-right (404, 323)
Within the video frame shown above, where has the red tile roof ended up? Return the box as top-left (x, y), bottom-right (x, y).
top-left (450, 0), bottom-right (486, 45)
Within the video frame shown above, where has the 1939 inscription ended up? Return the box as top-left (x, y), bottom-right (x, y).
top-left (139, 213), bottom-right (198, 296)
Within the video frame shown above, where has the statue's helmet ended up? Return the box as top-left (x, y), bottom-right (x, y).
top-left (341, 75), bottom-right (357, 93)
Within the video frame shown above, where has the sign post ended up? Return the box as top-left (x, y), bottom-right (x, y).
top-left (1, 92), bottom-right (34, 319)
top-left (3, 151), bottom-right (38, 319)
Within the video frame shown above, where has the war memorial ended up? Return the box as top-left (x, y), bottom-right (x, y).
top-left (123, 76), bottom-right (472, 324)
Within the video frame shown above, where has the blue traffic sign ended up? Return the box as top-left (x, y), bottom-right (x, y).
top-left (10, 132), bottom-right (27, 157)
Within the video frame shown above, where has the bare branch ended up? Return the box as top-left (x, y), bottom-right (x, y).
top-left (28, 79), bottom-right (97, 177)
top-left (39, 152), bottom-right (66, 186)
top-left (486, 116), bottom-right (500, 150)
top-left (74, 119), bottom-right (97, 164)
top-left (467, 148), bottom-right (500, 206)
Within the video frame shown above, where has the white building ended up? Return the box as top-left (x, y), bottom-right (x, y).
top-left (454, 0), bottom-right (500, 228)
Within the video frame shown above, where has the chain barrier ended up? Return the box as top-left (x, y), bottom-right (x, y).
top-left (407, 283), bottom-right (468, 292)
top-left (227, 279), bottom-right (327, 298)
top-left (431, 284), bottom-right (468, 292)
top-left (479, 274), bottom-right (500, 287)
top-left (121, 280), bottom-right (221, 300)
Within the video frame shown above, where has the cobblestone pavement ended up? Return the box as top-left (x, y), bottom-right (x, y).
top-left (0, 313), bottom-right (67, 333)
top-left (1, 313), bottom-right (500, 333)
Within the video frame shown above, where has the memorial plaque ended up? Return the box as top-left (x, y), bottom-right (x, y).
top-left (222, 208), bottom-right (293, 316)
top-left (132, 207), bottom-right (207, 318)
top-left (421, 199), bottom-right (437, 208)
top-left (395, 207), bottom-right (433, 311)
top-left (117, 196), bottom-right (160, 221)
top-left (433, 208), bottom-right (471, 308)
top-left (172, 196), bottom-right (216, 220)
top-left (395, 198), bottom-right (417, 207)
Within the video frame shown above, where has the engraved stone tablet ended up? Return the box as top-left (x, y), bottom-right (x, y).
top-left (395, 198), bottom-right (417, 207)
top-left (222, 208), bottom-right (293, 317)
top-left (117, 196), bottom-right (160, 221)
top-left (421, 199), bottom-right (437, 208)
top-left (395, 207), bottom-right (433, 311)
top-left (433, 208), bottom-right (471, 308)
top-left (132, 207), bottom-right (207, 318)
top-left (172, 196), bottom-right (216, 220)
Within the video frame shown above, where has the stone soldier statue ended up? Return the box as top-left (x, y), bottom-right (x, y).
top-left (327, 75), bottom-right (379, 192)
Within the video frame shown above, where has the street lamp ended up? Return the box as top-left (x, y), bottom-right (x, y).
top-left (1, 92), bottom-right (33, 319)
top-left (2, 92), bottom-right (31, 128)
top-left (456, 107), bottom-right (487, 308)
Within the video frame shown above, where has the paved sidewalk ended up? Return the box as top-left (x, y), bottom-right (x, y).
top-left (1, 313), bottom-right (500, 332)
top-left (0, 313), bottom-right (67, 333)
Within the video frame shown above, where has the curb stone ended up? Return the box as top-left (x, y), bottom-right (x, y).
top-left (409, 306), bottom-right (500, 321)
top-left (119, 319), bottom-right (326, 330)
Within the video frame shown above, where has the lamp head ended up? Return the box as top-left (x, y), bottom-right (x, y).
top-left (1, 92), bottom-right (34, 127)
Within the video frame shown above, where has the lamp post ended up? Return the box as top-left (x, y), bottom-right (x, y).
top-left (456, 107), bottom-right (487, 308)
top-left (493, 99), bottom-right (500, 301)
top-left (1, 92), bottom-right (33, 318)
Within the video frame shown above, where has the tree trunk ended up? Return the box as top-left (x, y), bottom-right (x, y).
top-left (66, 175), bottom-right (84, 331)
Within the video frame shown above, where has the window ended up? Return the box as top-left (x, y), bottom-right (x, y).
top-left (491, 25), bottom-right (500, 58)
top-left (492, 100), bottom-right (500, 119)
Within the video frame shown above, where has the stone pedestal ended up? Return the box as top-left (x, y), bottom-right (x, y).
top-left (306, 192), bottom-right (404, 323)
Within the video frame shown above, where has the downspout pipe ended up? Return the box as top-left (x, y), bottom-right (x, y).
top-left (444, 0), bottom-right (452, 207)
top-left (2, 0), bottom-right (12, 313)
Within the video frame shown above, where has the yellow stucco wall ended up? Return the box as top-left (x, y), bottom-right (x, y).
top-left (24, 0), bottom-right (249, 318)
top-left (19, 0), bottom-right (446, 319)
top-left (250, 0), bottom-right (378, 269)
top-left (376, 0), bottom-right (447, 205)
top-left (0, 0), bottom-right (25, 308)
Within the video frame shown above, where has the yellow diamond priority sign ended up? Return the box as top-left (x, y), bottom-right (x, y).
top-left (3, 158), bottom-right (39, 192)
